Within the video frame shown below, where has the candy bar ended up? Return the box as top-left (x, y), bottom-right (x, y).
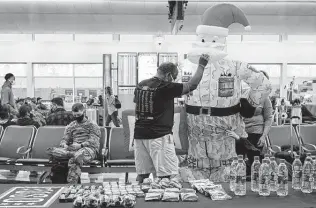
top-left (210, 192), bottom-right (232, 201)
top-left (159, 178), bottom-right (170, 189)
top-left (84, 195), bottom-right (99, 208)
top-left (59, 194), bottom-right (67, 203)
top-left (141, 185), bottom-right (151, 193)
top-left (122, 194), bottom-right (136, 208)
top-left (143, 178), bottom-right (152, 184)
top-left (112, 195), bottom-right (122, 206)
top-left (148, 189), bottom-right (164, 194)
top-left (180, 193), bottom-right (198, 202)
top-left (73, 196), bottom-right (84, 208)
top-left (180, 188), bottom-right (196, 193)
top-left (145, 193), bottom-right (162, 201)
top-left (165, 188), bottom-right (180, 193)
top-left (150, 182), bottom-right (161, 189)
top-left (66, 194), bottom-right (75, 202)
top-left (99, 195), bottom-right (110, 208)
top-left (162, 192), bottom-right (179, 202)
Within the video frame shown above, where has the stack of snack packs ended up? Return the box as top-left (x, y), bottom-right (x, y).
top-left (59, 183), bottom-right (141, 208)
top-left (190, 179), bottom-right (232, 201)
top-left (143, 178), bottom-right (197, 202)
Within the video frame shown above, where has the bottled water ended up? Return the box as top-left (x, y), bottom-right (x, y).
top-left (264, 154), bottom-right (271, 165)
top-left (269, 157), bottom-right (278, 192)
top-left (292, 155), bottom-right (302, 190)
top-left (301, 157), bottom-right (313, 193)
top-left (259, 159), bottom-right (270, 196)
top-left (230, 156), bottom-right (238, 192)
top-left (312, 156), bottom-right (316, 190)
top-left (238, 154), bottom-right (246, 166)
top-left (306, 153), bottom-right (312, 160)
top-left (235, 158), bottom-right (246, 196)
top-left (251, 156), bottom-right (261, 192)
top-left (277, 159), bottom-right (288, 197)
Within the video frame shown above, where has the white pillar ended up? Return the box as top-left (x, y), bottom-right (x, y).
top-left (26, 62), bottom-right (34, 97)
top-left (280, 63), bottom-right (287, 98)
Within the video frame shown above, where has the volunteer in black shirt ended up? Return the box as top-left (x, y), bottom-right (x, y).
top-left (133, 54), bottom-right (210, 182)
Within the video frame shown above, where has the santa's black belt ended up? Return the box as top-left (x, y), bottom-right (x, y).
top-left (185, 103), bottom-right (240, 117)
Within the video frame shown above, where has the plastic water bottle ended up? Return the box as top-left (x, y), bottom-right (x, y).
top-left (277, 159), bottom-right (288, 196)
top-left (230, 156), bottom-right (238, 192)
top-left (238, 154), bottom-right (246, 166)
top-left (251, 156), bottom-right (261, 192)
top-left (312, 156), bottom-right (316, 190)
top-left (259, 159), bottom-right (270, 196)
top-left (235, 158), bottom-right (246, 196)
top-left (301, 157), bottom-right (313, 193)
top-left (292, 155), bottom-right (302, 190)
top-left (269, 157), bottom-right (278, 192)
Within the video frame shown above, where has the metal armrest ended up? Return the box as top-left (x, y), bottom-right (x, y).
top-left (102, 148), bottom-right (109, 162)
top-left (16, 146), bottom-right (31, 155)
top-left (304, 143), bottom-right (316, 151)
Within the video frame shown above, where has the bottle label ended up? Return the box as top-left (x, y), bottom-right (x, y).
top-left (236, 176), bottom-right (246, 183)
top-left (252, 172), bottom-right (259, 180)
top-left (293, 170), bottom-right (301, 179)
top-left (278, 175), bottom-right (287, 184)
top-left (260, 175), bottom-right (269, 185)
top-left (293, 166), bottom-right (301, 171)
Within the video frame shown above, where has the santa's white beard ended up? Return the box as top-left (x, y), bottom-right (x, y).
top-left (187, 42), bottom-right (228, 64)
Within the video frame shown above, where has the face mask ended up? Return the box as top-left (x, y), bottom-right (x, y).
top-left (75, 114), bottom-right (85, 122)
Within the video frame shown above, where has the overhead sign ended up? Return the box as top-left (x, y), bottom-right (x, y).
top-left (0, 187), bottom-right (64, 207)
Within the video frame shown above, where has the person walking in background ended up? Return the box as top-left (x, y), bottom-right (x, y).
top-left (105, 86), bottom-right (120, 127)
top-left (1, 73), bottom-right (18, 116)
top-left (46, 97), bottom-right (74, 126)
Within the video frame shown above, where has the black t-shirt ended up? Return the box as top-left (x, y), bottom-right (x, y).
top-left (133, 77), bottom-right (183, 139)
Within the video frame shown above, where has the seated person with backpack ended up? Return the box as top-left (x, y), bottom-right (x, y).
top-left (105, 86), bottom-right (120, 127)
top-left (47, 103), bottom-right (101, 184)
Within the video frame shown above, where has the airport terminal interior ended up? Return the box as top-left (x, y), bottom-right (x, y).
top-left (0, 0), bottom-right (316, 196)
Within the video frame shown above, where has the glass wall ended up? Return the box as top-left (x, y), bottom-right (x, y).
top-left (138, 53), bottom-right (157, 83)
top-left (34, 64), bottom-right (103, 108)
top-left (0, 63), bottom-right (27, 99)
top-left (286, 64), bottom-right (316, 102)
top-left (251, 64), bottom-right (282, 97)
top-left (74, 64), bottom-right (103, 103)
top-left (33, 64), bottom-right (74, 103)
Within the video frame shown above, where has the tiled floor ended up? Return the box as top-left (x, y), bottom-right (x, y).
top-left (0, 170), bottom-right (139, 184)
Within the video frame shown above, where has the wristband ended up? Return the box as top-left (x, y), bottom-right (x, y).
top-left (81, 143), bottom-right (84, 148)
top-left (199, 64), bottom-right (206, 68)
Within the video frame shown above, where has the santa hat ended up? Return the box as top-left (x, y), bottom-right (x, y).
top-left (197, 3), bottom-right (251, 37)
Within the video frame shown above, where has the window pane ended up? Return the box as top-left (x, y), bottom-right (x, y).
top-left (251, 64), bottom-right (281, 78)
top-left (74, 64), bottom-right (103, 77)
top-left (250, 64), bottom-right (281, 97)
top-left (138, 53), bottom-right (157, 83)
top-left (74, 78), bottom-right (103, 103)
top-left (12, 77), bottom-right (27, 99)
top-left (111, 69), bottom-right (118, 95)
top-left (33, 64), bottom-right (73, 77)
top-left (118, 53), bottom-right (137, 86)
top-left (34, 78), bottom-right (74, 101)
top-left (287, 65), bottom-right (316, 99)
top-left (0, 63), bottom-right (26, 76)
top-left (158, 53), bottom-right (178, 65)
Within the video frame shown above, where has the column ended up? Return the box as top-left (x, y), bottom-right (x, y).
top-left (26, 62), bottom-right (34, 97)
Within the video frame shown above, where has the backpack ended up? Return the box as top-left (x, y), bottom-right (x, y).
top-left (114, 96), bottom-right (121, 109)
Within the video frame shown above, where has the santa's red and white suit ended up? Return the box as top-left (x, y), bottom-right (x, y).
top-left (183, 4), bottom-right (272, 182)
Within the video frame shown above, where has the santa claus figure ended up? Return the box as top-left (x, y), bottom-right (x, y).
top-left (184, 4), bottom-right (272, 181)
